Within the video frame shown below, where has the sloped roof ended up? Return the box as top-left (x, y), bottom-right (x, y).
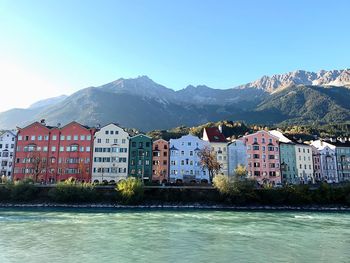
top-left (203, 127), bottom-right (226, 143)
top-left (324, 139), bottom-right (350, 147)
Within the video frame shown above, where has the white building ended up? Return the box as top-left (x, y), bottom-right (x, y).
top-left (202, 126), bottom-right (228, 176)
top-left (169, 134), bottom-right (209, 183)
top-left (295, 144), bottom-right (314, 184)
top-left (310, 140), bottom-right (338, 183)
top-left (227, 139), bottom-right (247, 176)
top-left (92, 124), bottom-right (129, 183)
top-left (0, 130), bottom-right (17, 180)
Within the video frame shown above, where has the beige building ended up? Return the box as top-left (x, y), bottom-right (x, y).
top-left (92, 123), bottom-right (129, 183)
top-left (202, 126), bottom-right (228, 176)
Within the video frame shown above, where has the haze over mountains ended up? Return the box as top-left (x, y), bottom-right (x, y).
top-left (1, 69), bottom-right (349, 131)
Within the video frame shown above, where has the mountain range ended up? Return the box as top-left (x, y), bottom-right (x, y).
top-left (1, 69), bottom-right (349, 131)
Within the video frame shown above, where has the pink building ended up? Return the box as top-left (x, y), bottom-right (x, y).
top-left (244, 130), bottom-right (281, 185)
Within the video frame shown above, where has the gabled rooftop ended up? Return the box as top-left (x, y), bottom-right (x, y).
top-left (203, 127), bottom-right (226, 143)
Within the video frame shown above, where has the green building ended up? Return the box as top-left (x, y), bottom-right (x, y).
top-left (279, 142), bottom-right (297, 184)
top-left (128, 134), bottom-right (153, 181)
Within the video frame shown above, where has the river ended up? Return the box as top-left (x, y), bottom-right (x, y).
top-left (0, 208), bottom-right (349, 263)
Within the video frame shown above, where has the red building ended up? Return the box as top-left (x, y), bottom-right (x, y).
top-left (13, 120), bottom-right (95, 183)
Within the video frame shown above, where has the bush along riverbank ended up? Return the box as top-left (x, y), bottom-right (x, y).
top-left (0, 177), bottom-right (350, 208)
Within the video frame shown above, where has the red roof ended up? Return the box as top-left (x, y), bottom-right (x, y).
top-left (204, 127), bottom-right (227, 143)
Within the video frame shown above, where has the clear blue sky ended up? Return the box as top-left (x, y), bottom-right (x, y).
top-left (0, 0), bottom-right (349, 111)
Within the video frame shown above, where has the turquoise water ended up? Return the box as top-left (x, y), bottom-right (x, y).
top-left (0, 209), bottom-right (349, 263)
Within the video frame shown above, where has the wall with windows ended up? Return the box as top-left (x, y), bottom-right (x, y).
top-left (0, 130), bottom-right (17, 179)
top-left (169, 134), bottom-right (209, 183)
top-left (311, 140), bottom-right (338, 183)
top-left (152, 139), bottom-right (169, 183)
top-left (13, 121), bottom-right (95, 183)
top-left (92, 124), bottom-right (129, 183)
top-left (244, 130), bottom-right (281, 185)
top-left (295, 144), bottom-right (314, 183)
top-left (128, 134), bottom-right (153, 181)
top-left (279, 143), bottom-right (297, 184)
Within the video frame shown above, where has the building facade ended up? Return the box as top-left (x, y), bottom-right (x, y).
top-left (169, 134), bottom-right (209, 183)
top-left (13, 121), bottom-right (95, 183)
top-left (310, 140), bottom-right (338, 183)
top-left (327, 139), bottom-right (350, 182)
top-left (152, 139), bottom-right (169, 183)
top-left (295, 144), bottom-right (314, 184)
top-left (202, 127), bottom-right (228, 176)
top-left (311, 146), bottom-right (322, 182)
top-left (279, 142), bottom-right (297, 185)
top-left (227, 139), bottom-right (247, 176)
top-left (128, 134), bottom-right (153, 181)
top-left (92, 124), bottom-right (129, 183)
top-left (244, 130), bottom-right (281, 185)
top-left (0, 130), bottom-right (17, 179)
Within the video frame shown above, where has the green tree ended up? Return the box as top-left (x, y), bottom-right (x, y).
top-left (233, 165), bottom-right (247, 180)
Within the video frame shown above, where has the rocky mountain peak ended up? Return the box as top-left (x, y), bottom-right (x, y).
top-left (237, 69), bottom-right (350, 93)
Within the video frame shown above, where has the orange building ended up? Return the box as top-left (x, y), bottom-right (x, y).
top-left (152, 139), bottom-right (169, 183)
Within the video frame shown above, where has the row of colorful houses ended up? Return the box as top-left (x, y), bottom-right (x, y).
top-left (1, 120), bottom-right (350, 185)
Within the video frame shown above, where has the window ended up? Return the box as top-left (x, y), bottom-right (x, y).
top-left (122, 139), bottom-right (126, 144)
top-left (80, 135), bottom-right (85, 140)
top-left (87, 135), bottom-right (91, 140)
top-left (38, 135), bottom-right (42, 141)
top-left (51, 146), bottom-right (56, 152)
top-left (253, 145), bottom-right (259, 150)
top-left (43, 146), bottom-right (48, 152)
top-left (31, 135), bottom-right (35, 141)
top-left (86, 147), bottom-right (90, 152)
top-left (52, 135), bottom-right (57, 140)
top-left (67, 135), bottom-right (71, 140)
top-left (105, 130), bottom-right (109, 135)
top-left (18, 135), bottom-right (22, 141)
top-left (60, 146), bottom-right (64, 152)
top-left (106, 139), bottom-right (109, 143)
top-left (60, 135), bottom-right (65, 140)
top-left (74, 135), bottom-right (78, 140)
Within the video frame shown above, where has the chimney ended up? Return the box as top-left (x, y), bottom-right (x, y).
top-left (218, 124), bottom-right (223, 133)
top-left (40, 119), bottom-right (46, 125)
top-left (57, 123), bottom-right (61, 128)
